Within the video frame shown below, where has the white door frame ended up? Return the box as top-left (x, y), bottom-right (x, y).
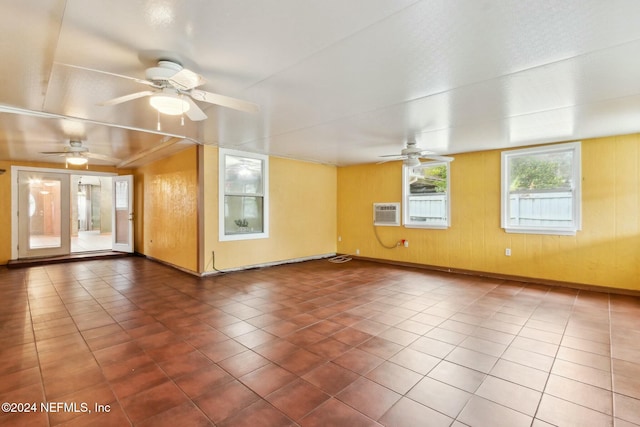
top-left (11, 166), bottom-right (117, 260)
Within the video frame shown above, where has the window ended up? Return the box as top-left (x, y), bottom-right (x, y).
top-left (219, 149), bottom-right (269, 241)
top-left (501, 142), bottom-right (581, 235)
top-left (403, 161), bottom-right (450, 228)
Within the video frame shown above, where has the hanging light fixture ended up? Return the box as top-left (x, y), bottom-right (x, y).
top-left (65, 153), bottom-right (88, 169)
top-left (149, 89), bottom-right (190, 116)
top-left (66, 155), bottom-right (88, 166)
top-left (403, 156), bottom-right (421, 167)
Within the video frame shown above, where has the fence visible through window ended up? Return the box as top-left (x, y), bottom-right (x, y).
top-left (508, 191), bottom-right (573, 226)
top-left (408, 194), bottom-right (447, 224)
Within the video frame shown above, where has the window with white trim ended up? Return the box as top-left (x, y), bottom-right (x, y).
top-left (501, 142), bottom-right (581, 235)
top-left (403, 161), bottom-right (450, 228)
top-left (219, 149), bottom-right (269, 241)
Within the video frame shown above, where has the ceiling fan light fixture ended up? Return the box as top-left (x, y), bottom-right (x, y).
top-left (66, 155), bottom-right (88, 166)
top-left (149, 92), bottom-right (190, 116)
top-left (404, 157), bottom-right (421, 167)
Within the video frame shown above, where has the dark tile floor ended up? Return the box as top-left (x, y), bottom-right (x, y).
top-left (1, 257), bottom-right (639, 426)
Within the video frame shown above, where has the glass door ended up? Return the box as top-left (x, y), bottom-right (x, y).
top-left (18, 171), bottom-right (70, 258)
top-left (71, 175), bottom-right (113, 253)
top-left (112, 175), bottom-right (134, 253)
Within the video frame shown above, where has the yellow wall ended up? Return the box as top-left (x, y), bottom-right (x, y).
top-left (202, 146), bottom-right (337, 272)
top-left (0, 160), bottom-right (130, 265)
top-left (337, 134), bottom-right (640, 291)
top-left (133, 147), bottom-right (199, 272)
top-left (0, 161), bottom-right (16, 264)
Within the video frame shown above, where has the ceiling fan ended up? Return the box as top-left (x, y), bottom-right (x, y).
top-left (379, 140), bottom-right (454, 167)
top-left (99, 60), bottom-right (260, 121)
top-left (41, 140), bottom-right (120, 168)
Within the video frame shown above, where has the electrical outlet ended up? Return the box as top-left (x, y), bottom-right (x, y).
top-left (356, 249), bottom-right (360, 255)
top-left (338, 236), bottom-right (342, 242)
top-left (505, 248), bottom-right (511, 256)
top-left (403, 240), bottom-right (409, 248)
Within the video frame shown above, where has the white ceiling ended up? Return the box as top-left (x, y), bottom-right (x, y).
top-left (2, 0), bottom-right (640, 167)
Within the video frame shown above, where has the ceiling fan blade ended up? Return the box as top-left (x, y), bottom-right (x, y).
top-left (40, 152), bottom-right (67, 155)
top-left (86, 153), bottom-right (121, 163)
top-left (419, 155), bottom-right (454, 162)
top-left (184, 97), bottom-right (207, 121)
top-left (376, 156), bottom-right (406, 164)
top-left (57, 63), bottom-right (159, 87)
top-left (190, 89), bottom-right (260, 113)
top-left (169, 69), bottom-right (205, 90)
top-left (379, 154), bottom-right (407, 158)
top-left (99, 90), bottom-right (154, 106)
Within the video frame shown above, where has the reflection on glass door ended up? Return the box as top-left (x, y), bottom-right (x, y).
top-left (18, 171), bottom-right (70, 258)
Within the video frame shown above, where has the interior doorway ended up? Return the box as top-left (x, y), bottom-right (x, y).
top-left (71, 174), bottom-right (113, 253)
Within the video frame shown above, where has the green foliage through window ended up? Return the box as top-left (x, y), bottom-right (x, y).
top-left (509, 152), bottom-right (572, 191)
top-left (410, 164), bottom-right (447, 193)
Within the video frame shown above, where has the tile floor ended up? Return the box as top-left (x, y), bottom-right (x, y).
top-left (29, 231), bottom-right (112, 253)
top-left (0, 257), bottom-right (639, 426)
top-left (71, 231), bottom-right (112, 253)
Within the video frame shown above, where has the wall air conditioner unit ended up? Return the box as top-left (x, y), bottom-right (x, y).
top-left (373, 203), bottom-right (400, 226)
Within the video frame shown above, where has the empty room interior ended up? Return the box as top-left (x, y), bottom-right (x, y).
top-left (1, 1), bottom-right (639, 426)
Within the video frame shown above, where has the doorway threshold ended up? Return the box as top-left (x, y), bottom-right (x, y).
top-left (6, 251), bottom-right (131, 269)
